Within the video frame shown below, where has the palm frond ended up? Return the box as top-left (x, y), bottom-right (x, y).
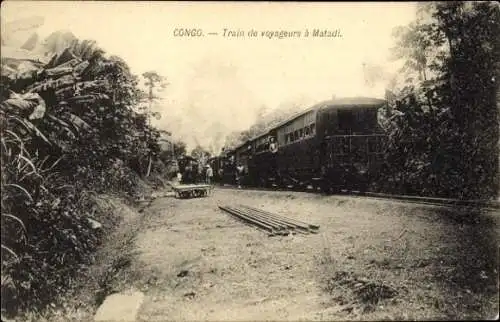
top-left (46, 114), bottom-right (77, 138)
top-left (3, 183), bottom-right (33, 202)
top-left (1, 245), bottom-right (19, 261)
top-left (44, 156), bottom-right (63, 173)
top-left (67, 113), bottom-right (91, 131)
top-left (1, 214), bottom-right (27, 235)
top-left (9, 116), bottom-right (51, 146)
top-left (3, 129), bottom-right (25, 149)
top-left (17, 154), bottom-right (37, 174)
top-left (44, 66), bottom-right (74, 78)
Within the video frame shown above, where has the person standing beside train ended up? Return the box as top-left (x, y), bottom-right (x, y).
top-left (269, 136), bottom-right (278, 153)
top-left (205, 164), bottom-right (213, 185)
top-left (268, 136), bottom-right (279, 183)
top-left (236, 163), bottom-right (244, 188)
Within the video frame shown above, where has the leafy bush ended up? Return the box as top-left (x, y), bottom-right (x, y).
top-left (1, 36), bottom-right (165, 315)
top-left (378, 2), bottom-right (499, 200)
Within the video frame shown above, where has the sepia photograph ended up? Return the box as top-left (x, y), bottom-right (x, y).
top-left (1, 1), bottom-right (499, 321)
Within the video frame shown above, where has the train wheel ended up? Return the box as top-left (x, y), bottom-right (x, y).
top-left (320, 180), bottom-right (330, 194)
top-left (357, 183), bottom-right (368, 193)
top-left (330, 186), bottom-right (341, 194)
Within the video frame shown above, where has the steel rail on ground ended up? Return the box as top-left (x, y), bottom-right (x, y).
top-left (238, 205), bottom-right (319, 232)
top-left (216, 184), bottom-right (500, 211)
top-left (218, 205), bottom-right (319, 236)
top-left (219, 206), bottom-right (280, 234)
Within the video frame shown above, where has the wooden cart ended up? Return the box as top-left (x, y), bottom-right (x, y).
top-left (171, 184), bottom-right (213, 199)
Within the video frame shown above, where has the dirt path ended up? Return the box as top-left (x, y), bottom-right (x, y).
top-left (126, 188), bottom-right (498, 321)
top-left (132, 190), bottom-right (333, 321)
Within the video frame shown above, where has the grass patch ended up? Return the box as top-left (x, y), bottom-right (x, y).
top-left (317, 202), bottom-right (499, 320)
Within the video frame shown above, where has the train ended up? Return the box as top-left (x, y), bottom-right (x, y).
top-left (208, 97), bottom-right (387, 192)
top-left (177, 155), bottom-right (200, 184)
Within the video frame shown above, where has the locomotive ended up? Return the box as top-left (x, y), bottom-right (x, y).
top-left (177, 155), bottom-right (200, 184)
top-left (214, 97), bottom-right (387, 192)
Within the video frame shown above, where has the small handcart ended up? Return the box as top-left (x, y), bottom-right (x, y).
top-left (171, 184), bottom-right (213, 199)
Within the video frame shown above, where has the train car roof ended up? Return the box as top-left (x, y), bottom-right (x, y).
top-left (271, 97), bottom-right (386, 130)
top-left (232, 129), bottom-right (272, 152)
top-left (225, 97), bottom-right (385, 154)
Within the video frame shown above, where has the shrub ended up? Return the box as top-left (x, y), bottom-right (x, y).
top-left (1, 36), bottom-right (164, 316)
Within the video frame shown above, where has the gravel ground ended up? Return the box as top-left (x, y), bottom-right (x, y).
top-left (127, 187), bottom-right (498, 321)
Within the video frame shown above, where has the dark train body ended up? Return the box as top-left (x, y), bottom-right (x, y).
top-left (214, 97), bottom-right (387, 192)
top-left (178, 155), bottom-right (200, 184)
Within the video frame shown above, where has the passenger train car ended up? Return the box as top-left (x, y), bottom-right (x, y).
top-left (215, 97), bottom-right (387, 192)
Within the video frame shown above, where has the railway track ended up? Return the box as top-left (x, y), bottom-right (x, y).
top-left (219, 204), bottom-right (319, 236)
top-left (216, 184), bottom-right (500, 211)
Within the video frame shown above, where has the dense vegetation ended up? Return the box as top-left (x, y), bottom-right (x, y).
top-left (379, 2), bottom-right (499, 200)
top-left (1, 32), bottom-right (171, 315)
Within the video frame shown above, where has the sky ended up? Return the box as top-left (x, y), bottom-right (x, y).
top-left (1, 1), bottom-right (417, 153)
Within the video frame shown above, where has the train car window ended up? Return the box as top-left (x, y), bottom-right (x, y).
top-left (305, 127), bottom-right (310, 136)
top-left (337, 110), bottom-right (354, 133)
top-left (355, 110), bottom-right (364, 122)
top-left (353, 110), bottom-right (363, 133)
top-left (310, 123), bottom-right (315, 135)
top-left (299, 129), bottom-right (304, 138)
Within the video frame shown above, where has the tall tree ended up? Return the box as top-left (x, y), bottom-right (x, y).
top-left (141, 71), bottom-right (168, 176)
top-left (433, 2), bottom-right (499, 199)
top-left (387, 1), bottom-right (499, 199)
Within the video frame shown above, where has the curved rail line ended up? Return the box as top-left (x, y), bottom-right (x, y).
top-left (216, 184), bottom-right (500, 211)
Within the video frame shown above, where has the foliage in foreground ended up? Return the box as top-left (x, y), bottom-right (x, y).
top-left (1, 34), bottom-right (166, 316)
top-left (377, 1), bottom-right (499, 199)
